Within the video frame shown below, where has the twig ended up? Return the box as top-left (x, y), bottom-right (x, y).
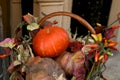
top-left (27, 44), bottom-right (34, 57)
top-left (108, 18), bottom-right (120, 26)
top-left (86, 62), bottom-right (95, 80)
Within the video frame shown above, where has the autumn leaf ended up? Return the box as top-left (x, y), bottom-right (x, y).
top-left (23, 13), bottom-right (37, 24)
top-left (8, 60), bottom-right (22, 73)
top-left (0, 38), bottom-right (15, 49)
top-left (104, 28), bottom-right (117, 39)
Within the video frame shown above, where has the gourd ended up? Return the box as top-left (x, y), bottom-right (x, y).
top-left (32, 26), bottom-right (69, 57)
top-left (55, 51), bottom-right (85, 76)
top-left (26, 56), bottom-right (66, 80)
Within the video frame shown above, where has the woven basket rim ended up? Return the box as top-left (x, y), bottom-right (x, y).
top-left (38, 11), bottom-right (96, 34)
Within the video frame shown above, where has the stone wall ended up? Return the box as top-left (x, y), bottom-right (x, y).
top-left (108, 0), bottom-right (120, 51)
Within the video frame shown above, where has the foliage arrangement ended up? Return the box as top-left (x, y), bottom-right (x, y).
top-left (0, 13), bottom-right (119, 80)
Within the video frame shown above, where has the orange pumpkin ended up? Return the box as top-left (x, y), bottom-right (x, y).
top-left (32, 26), bottom-right (69, 57)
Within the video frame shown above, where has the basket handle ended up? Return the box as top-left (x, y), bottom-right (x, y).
top-left (38, 11), bottom-right (96, 34)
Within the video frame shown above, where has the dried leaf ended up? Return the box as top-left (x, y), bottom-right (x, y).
top-left (8, 60), bottom-right (21, 73)
top-left (0, 38), bottom-right (15, 49)
top-left (4, 47), bottom-right (11, 55)
top-left (71, 51), bottom-right (85, 64)
top-left (53, 73), bottom-right (66, 80)
top-left (17, 45), bottom-right (30, 62)
top-left (9, 71), bottom-right (24, 80)
top-left (104, 28), bottom-right (116, 39)
top-left (56, 74), bottom-right (66, 80)
top-left (23, 13), bottom-right (35, 24)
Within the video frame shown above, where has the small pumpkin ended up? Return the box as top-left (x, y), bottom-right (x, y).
top-left (32, 26), bottom-right (69, 57)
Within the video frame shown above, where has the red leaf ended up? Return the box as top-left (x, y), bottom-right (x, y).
top-left (4, 48), bottom-right (11, 54)
top-left (95, 26), bottom-right (105, 34)
top-left (104, 28), bottom-right (116, 39)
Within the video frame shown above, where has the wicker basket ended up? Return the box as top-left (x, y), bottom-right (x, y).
top-left (36, 11), bottom-right (108, 80)
top-left (35, 11), bottom-right (98, 80)
top-left (9, 11), bottom-right (110, 80)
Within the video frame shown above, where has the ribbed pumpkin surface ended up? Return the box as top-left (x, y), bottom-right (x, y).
top-left (32, 26), bottom-right (69, 57)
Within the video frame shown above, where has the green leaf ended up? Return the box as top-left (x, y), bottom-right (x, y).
top-left (27, 23), bottom-right (39, 31)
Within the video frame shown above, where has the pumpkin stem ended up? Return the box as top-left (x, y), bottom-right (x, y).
top-left (46, 28), bottom-right (50, 33)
